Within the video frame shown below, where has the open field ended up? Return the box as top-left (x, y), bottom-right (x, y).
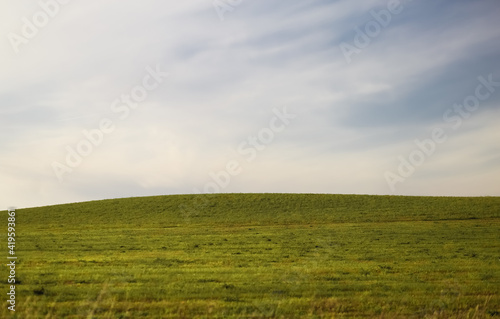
top-left (2, 194), bottom-right (500, 318)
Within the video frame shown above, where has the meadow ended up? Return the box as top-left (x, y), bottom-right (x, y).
top-left (1, 194), bottom-right (499, 318)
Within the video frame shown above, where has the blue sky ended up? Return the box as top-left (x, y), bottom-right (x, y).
top-left (1, 0), bottom-right (499, 208)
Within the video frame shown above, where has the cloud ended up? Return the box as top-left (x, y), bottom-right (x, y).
top-left (1, 0), bottom-right (499, 208)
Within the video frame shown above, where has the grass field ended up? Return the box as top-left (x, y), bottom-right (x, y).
top-left (2, 194), bottom-right (500, 318)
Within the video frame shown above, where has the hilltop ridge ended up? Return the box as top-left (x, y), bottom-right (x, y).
top-left (14, 193), bottom-right (500, 227)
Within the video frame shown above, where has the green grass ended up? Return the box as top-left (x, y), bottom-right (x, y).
top-left (2, 194), bottom-right (500, 318)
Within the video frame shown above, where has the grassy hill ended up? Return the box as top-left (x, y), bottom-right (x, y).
top-left (3, 194), bottom-right (500, 318)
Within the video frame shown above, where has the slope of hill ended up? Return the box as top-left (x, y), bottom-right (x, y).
top-left (3, 194), bottom-right (500, 318)
top-left (18, 193), bottom-right (500, 226)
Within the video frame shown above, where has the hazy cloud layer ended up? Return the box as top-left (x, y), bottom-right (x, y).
top-left (1, 0), bottom-right (499, 208)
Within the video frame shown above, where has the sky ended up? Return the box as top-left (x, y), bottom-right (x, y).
top-left (1, 0), bottom-right (500, 209)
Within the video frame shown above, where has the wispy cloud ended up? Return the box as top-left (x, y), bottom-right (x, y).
top-left (1, 0), bottom-right (499, 208)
